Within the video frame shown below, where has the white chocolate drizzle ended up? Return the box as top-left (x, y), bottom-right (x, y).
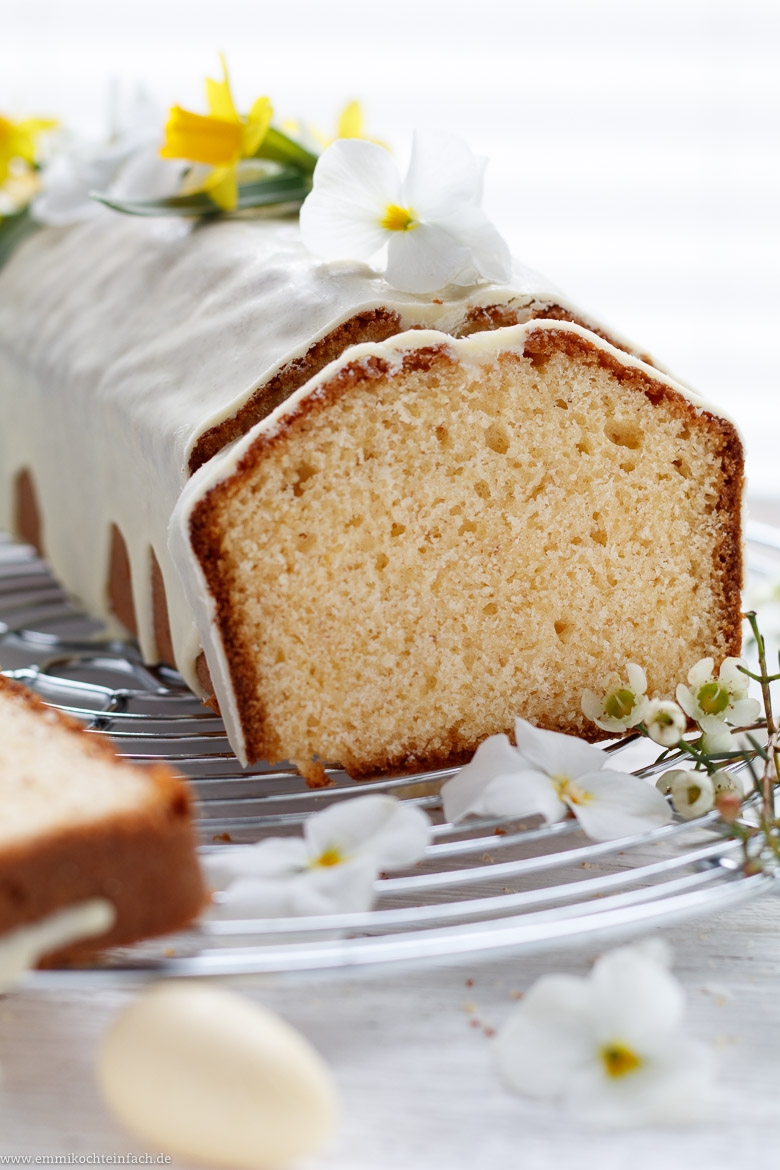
top-left (0, 899), bottom-right (115, 991)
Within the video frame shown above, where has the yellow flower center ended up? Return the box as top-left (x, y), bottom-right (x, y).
top-left (0, 117), bottom-right (12, 145)
top-left (312, 847), bottom-right (344, 868)
top-left (696, 681), bottom-right (730, 717)
top-left (601, 1043), bottom-right (642, 1078)
top-left (381, 204), bottom-right (417, 232)
top-left (605, 688), bottom-right (638, 721)
top-left (552, 775), bottom-right (591, 805)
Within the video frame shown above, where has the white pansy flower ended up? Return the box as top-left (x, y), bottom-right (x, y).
top-left (581, 664), bottom-right (648, 734)
top-left (495, 941), bottom-right (714, 1127)
top-left (656, 769), bottom-right (715, 819)
top-left (31, 86), bottom-right (184, 226)
top-left (643, 698), bottom-right (687, 747)
top-left (676, 657), bottom-right (760, 728)
top-left (299, 131), bottom-right (511, 294)
top-left (205, 794), bottom-right (430, 918)
top-left (441, 718), bottom-right (671, 842)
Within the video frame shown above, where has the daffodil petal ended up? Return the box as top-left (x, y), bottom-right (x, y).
top-left (385, 223), bottom-right (472, 294)
top-left (568, 771), bottom-right (672, 841)
top-left (242, 97), bottom-right (273, 158)
top-left (336, 100), bottom-right (364, 139)
top-left (205, 53), bottom-right (238, 122)
top-left (494, 973), bottom-right (597, 1098)
top-left (513, 717), bottom-right (606, 779)
top-left (206, 166), bottom-right (238, 210)
top-left (403, 129), bottom-right (485, 219)
top-left (161, 107), bottom-right (242, 167)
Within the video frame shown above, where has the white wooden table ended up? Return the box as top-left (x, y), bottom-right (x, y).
top-left (2, 889), bottom-right (780, 1170)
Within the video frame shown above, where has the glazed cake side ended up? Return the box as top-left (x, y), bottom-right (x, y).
top-left (173, 321), bottom-right (743, 782)
top-left (0, 674), bottom-right (206, 962)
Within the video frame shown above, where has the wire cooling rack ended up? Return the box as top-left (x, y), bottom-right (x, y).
top-left (2, 522), bottom-right (779, 985)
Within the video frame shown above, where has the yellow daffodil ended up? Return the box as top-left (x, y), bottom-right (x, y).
top-left (160, 55), bottom-right (272, 210)
top-left (282, 100), bottom-right (381, 153)
top-left (0, 114), bottom-right (56, 187)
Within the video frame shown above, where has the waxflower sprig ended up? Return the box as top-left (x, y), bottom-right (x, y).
top-left (580, 613), bottom-right (780, 872)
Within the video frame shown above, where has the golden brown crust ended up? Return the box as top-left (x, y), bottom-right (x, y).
top-left (14, 469), bottom-right (43, 554)
top-left (189, 322), bottom-right (744, 780)
top-left (188, 308), bottom-right (405, 474)
top-left (0, 674), bottom-right (206, 962)
top-left (108, 523), bottom-right (138, 638)
top-left (187, 302), bottom-right (646, 479)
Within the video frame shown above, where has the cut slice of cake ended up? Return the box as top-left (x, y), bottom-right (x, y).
top-left (0, 674), bottom-right (206, 964)
top-left (172, 320), bottom-right (743, 783)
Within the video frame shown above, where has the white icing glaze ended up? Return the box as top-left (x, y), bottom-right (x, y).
top-left (97, 982), bottom-right (339, 1169)
top-left (0, 899), bottom-right (114, 991)
top-left (169, 319), bottom-right (739, 764)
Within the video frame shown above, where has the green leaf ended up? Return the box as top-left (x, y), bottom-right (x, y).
top-left (0, 206), bottom-right (41, 271)
top-left (90, 168), bottom-right (313, 219)
top-left (253, 127), bottom-right (319, 174)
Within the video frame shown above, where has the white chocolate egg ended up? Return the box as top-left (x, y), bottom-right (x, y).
top-left (97, 982), bottom-right (339, 1169)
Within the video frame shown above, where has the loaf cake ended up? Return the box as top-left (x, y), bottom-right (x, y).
top-left (0, 216), bottom-right (743, 783)
top-left (0, 673), bottom-right (205, 964)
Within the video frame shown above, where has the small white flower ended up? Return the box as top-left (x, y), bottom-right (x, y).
top-left (581, 664), bottom-right (648, 734)
top-left (441, 718), bottom-right (671, 842)
top-left (676, 657), bottom-right (760, 728)
top-left (31, 87), bottom-right (184, 226)
top-left (657, 769), bottom-right (715, 819)
top-left (299, 131), bottom-right (511, 294)
top-left (643, 698), bottom-right (687, 747)
top-left (495, 941), bottom-right (714, 1126)
top-left (204, 794), bottom-right (430, 918)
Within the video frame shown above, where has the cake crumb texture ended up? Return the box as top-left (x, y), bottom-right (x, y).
top-left (192, 326), bottom-right (742, 780)
top-left (0, 675), bottom-right (206, 960)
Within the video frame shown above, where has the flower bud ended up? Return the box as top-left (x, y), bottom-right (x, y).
top-left (715, 791), bottom-right (741, 822)
top-left (664, 770), bottom-right (715, 819)
top-left (644, 699), bottom-right (687, 747)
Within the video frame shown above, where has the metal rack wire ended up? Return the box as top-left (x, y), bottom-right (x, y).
top-left (2, 522), bottom-right (778, 984)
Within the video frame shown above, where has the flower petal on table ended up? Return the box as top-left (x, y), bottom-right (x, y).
top-left (494, 973), bottom-right (596, 1098)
